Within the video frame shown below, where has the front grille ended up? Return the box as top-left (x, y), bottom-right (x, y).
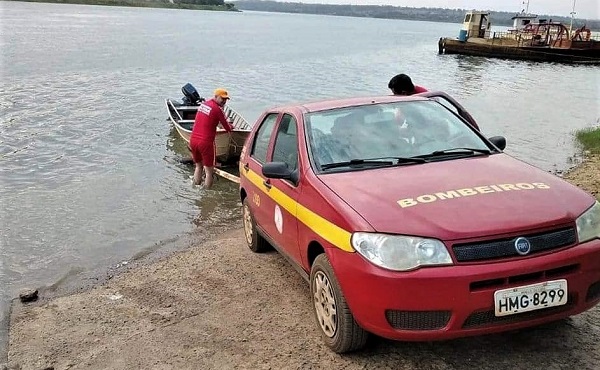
top-left (586, 281), bottom-right (600, 302)
top-left (452, 227), bottom-right (576, 262)
top-left (470, 264), bottom-right (579, 292)
top-left (386, 310), bottom-right (451, 330)
top-left (462, 294), bottom-right (575, 329)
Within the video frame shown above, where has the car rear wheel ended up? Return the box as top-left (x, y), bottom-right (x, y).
top-left (310, 254), bottom-right (368, 353)
top-left (242, 197), bottom-right (270, 253)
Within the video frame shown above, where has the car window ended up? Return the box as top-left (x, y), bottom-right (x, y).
top-left (305, 101), bottom-right (490, 171)
top-left (272, 114), bottom-right (299, 172)
top-left (251, 113), bottom-right (278, 164)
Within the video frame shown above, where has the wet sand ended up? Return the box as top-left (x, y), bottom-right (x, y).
top-left (559, 154), bottom-right (600, 200)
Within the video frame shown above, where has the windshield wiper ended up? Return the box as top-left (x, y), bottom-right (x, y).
top-left (435, 147), bottom-right (492, 155)
top-left (321, 156), bottom-right (426, 170)
top-left (416, 147), bottom-right (491, 158)
top-left (386, 156), bottom-right (427, 164)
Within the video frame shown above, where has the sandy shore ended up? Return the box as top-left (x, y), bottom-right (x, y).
top-left (4, 155), bottom-right (600, 370)
top-left (560, 153), bottom-right (600, 200)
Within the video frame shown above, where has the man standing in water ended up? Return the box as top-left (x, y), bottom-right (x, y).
top-left (190, 88), bottom-right (234, 189)
top-left (388, 74), bottom-right (428, 95)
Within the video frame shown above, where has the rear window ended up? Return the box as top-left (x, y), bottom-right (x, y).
top-left (251, 113), bottom-right (278, 164)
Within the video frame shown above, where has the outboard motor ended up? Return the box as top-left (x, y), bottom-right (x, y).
top-left (181, 83), bottom-right (205, 106)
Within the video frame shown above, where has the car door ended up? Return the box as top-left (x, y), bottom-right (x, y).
top-left (242, 112), bottom-right (279, 240)
top-left (266, 113), bottom-right (301, 263)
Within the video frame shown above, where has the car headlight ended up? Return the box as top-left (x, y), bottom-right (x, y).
top-left (576, 201), bottom-right (600, 243)
top-left (351, 232), bottom-right (453, 271)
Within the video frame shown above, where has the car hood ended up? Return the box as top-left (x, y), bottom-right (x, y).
top-left (317, 154), bottom-right (594, 240)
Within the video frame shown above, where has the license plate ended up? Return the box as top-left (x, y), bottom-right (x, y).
top-left (494, 279), bottom-right (568, 317)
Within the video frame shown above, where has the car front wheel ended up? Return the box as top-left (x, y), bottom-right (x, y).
top-left (310, 254), bottom-right (368, 353)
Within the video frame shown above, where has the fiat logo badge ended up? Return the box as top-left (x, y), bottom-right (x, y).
top-left (514, 237), bottom-right (531, 255)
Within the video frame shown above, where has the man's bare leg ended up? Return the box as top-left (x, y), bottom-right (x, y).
top-left (193, 163), bottom-right (203, 186)
top-left (203, 166), bottom-right (215, 189)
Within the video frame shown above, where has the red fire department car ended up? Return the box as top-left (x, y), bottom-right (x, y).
top-left (238, 92), bottom-right (600, 353)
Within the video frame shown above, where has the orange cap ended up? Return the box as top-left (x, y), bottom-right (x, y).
top-left (214, 88), bottom-right (230, 99)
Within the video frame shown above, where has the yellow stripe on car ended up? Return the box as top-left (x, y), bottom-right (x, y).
top-left (244, 168), bottom-right (354, 252)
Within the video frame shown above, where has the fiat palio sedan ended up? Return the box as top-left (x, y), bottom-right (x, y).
top-left (238, 92), bottom-right (600, 353)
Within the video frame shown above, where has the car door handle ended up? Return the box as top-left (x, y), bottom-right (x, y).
top-left (263, 179), bottom-right (272, 190)
top-left (243, 163), bottom-right (249, 172)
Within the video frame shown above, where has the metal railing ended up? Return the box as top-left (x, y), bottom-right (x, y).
top-left (491, 30), bottom-right (600, 46)
top-left (224, 105), bottom-right (252, 131)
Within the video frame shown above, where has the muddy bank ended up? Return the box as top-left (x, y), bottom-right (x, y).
top-left (4, 156), bottom-right (600, 370)
top-left (560, 154), bottom-right (600, 200)
top-left (6, 229), bottom-right (600, 370)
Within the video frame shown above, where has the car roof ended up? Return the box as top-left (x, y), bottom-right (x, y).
top-left (272, 95), bottom-right (430, 114)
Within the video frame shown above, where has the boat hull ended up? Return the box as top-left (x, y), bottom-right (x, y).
top-left (440, 38), bottom-right (600, 64)
top-left (173, 123), bottom-right (192, 143)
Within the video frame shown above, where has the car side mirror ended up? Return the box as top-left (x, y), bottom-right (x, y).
top-left (488, 136), bottom-right (506, 150)
top-left (262, 162), bottom-right (299, 184)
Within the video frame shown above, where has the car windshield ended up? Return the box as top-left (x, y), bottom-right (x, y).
top-left (305, 100), bottom-right (493, 172)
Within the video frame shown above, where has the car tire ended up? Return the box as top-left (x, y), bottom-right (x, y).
top-left (242, 197), bottom-right (270, 253)
top-left (310, 254), bottom-right (368, 353)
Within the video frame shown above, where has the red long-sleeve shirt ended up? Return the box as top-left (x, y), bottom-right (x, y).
top-left (190, 99), bottom-right (233, 144)
top-left (413, 85), bottom-right (428, 94)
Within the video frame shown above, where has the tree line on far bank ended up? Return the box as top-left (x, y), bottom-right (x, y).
top-left (175, 0), bottom-right (236, 9)
top-left (176, 0), bottom-right (224, 5)
top-left (6, 0), bottom-right (237, 11)
top-left (232, 0), bottom-right (600, 30)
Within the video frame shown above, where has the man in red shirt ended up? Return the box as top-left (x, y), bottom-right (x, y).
top-left (388, 74), bottom-right (428, 95)
top-left (190, 88), bottom-right (234, 189)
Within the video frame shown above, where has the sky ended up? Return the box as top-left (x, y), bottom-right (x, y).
top-left (295, 1), bottom-right (600, 20)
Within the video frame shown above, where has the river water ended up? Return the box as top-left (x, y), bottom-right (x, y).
top-left (1, 1), bottom-right (599, 357)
